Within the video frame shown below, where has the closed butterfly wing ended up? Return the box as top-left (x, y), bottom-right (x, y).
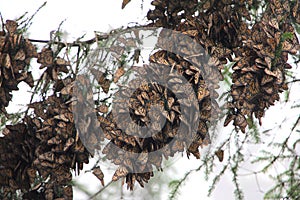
top-left (215, 149), bottom-right (224, 162)
top-left (122, 0), bottom-right (131, 9)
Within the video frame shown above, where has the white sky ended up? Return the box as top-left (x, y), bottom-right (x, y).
top-left (1, 1), bottom-right (299, 200)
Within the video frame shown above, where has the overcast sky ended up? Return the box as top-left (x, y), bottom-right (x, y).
top-left (1, 1), bottom-right (299, 200)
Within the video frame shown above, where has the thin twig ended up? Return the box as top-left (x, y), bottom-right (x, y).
top-left (0, 12), bottom-right (4, 32)
top-left (88, 180), bottom-right (115, 200)
top-left (18, 2), bottom-right (47, 33)
top-left (287, 79), bottom-right (300, 84)
top-left (24, 70), bottom-right (47, 118)
top-left (254, 172), bottom-right (264, 193)
top-left (291, 116), bottom-right (300, 132)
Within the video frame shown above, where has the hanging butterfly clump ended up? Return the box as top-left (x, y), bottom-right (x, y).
top-left (0, 20), bottom-right (36, 114)
top-left (224, 0), bottom-right (300, 132)
top-left (0, 0), bottom-right (299, 198)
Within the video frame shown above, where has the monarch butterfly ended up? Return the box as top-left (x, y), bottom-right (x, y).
top-left (112, 166), bottom-right (129, 181)
top-left (92, 166), bottom-right (105, 186)
top-left (5, 20), bottom-right (18, 34)
top-left (245, 78), bottom-right (260, 101)
top-left (215, 149), bottom-right (224, 162)
top-left (114, 67), bottom-right (125, 83)
top-left (97, 104), bottom-right (109, 113)
top-left (37, 48), bottom-right (54, 66)
top-left (122, 0), bottom-right (131, 9)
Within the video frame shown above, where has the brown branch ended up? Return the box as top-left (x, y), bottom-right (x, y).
top-left (28, 24), bottom-right (147, 47)
top-left (28, 33), bottom-right (110, 47)
top-left (287, 79), bottom-right (300, 84)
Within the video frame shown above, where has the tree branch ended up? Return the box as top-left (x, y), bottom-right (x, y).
top-left (28, 33), bottom-right (110, 47)
top-left (28, 24), bottom-right (147, 47)
top-left (287, 79), bottom-right (300, 84)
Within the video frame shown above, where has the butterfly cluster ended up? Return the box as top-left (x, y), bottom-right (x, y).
top-left (225, 0), bottom-right (300, 132)
top-left (0, 0), bottom-right (299, 198)
top-left (0, 94), bottom-right (90, 199)
top-left (147, 0), bottom-right (299, 133)
top-left (0, 20), bottom-right (36, 115)
top-left (0, 21), bottom-right (90, 199)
